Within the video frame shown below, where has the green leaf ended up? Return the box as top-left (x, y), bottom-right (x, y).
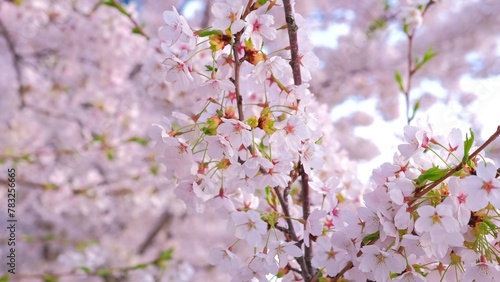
top-left (78, 266), bottom-right (92, 274)
top-left (96, 269), bottom-right (111, 277)
top-left (150, 165), bottom-right (159, 175)
top-left (362, 231), bottom-right (379, 245)
top-left (395, 71), bottom-right (404, 92)
top-left (92, 134), bottom-right (105, 143)
top-left (43, 275), bottom-right (58, 282)
top-left (127, 137), bottom-right (148, 147)
top-left (258, 0), bottom-right (268, 5)
top-left (483, 217), bottom-right (498, 237)
top-left (101, 0), bottom-right (130, 16)
top-left (415, 46), bottom-right (438, 71)
top-left (408, 99), bottom-right (421, 123)
top-left (0, 275), bottom-right (10, 282)
top-left (158, 248), bottom-right (174, 261)
top-left (264, 186), bottom-right (277, 209)
top-left (462, 128), bottom-right (475, 164)
top-left (403, 23), bottom-right (411, 35)
top-left (205, 65), bottom-right (218, 72)
top-left (131, 263), bottom-right (148, 270)
top-left (198, 30), bottom-right (223, 37)
top-left (106, 151), bottom-right (115, 161)
top-left (368, 18), bottom-right (387, 35)
top-left (416, 166), bottom-right (450, 185)
top-left (131, 27), bottom-right (141, 35)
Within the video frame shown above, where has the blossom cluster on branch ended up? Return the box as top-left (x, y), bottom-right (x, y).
top-left (1, 0), bottom-right (499, 281)
top-left (153, 0), bottom-right (500, 281)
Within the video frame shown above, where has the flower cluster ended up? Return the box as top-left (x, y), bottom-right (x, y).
top-left (154, 0), bottom-right (500, 281)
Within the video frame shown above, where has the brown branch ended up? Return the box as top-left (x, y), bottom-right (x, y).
top-left (404, 33), bottom-right (413, 124)
top-left (138, 209), bottom-right (175, 254)
top-left (273, 186), bottom-right (311, 281)
top-left (282, 0), bottom-right (301, 86)
top-left (0, 18), bottom-right (26, 108)
top-left (410, 125), bottom-right (500, 205)
top-left (402, 0), bottom-right (436, 124)
top-left (105, 0), bottom-right (150, 40)
top-left (231, 0), bottom-right (254, 121)
top-left (232, 38), bottom-right (244, 121)
top-left (282, 0), bottom-right (315, 278)
top-left (299, 162), bottom-right (313, 276)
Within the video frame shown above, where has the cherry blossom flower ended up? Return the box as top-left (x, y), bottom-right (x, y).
top-left (414, 204), bottom-right (460, 240)
top-left (400, 7), bottom-right (423, 29)
top-left (463, 161), bottom-right (500, 211)
top-left (159, 7), bottom-right (194, 46)
top-left (243, 11), bottom-right (277, 49)
top-left (205, 135), bottom-right (235, 160)
top-left (310, 176), bottom-right (341, 209)
top-left (311, 236), bottom-right (348, 276)
top-left (231, 210), bottom-right (267, 247)
top-left (209, 247), bottom-right (240, 273)
top-left (257, 159), bottom-right (292, 188)
top-left (211, 1), bottom-right (245, 34)
top-left (463, 262), bottom-right (500, 282)
top-left (174, 177), bottom-right (205, 213)
top-left (304, 209), bottom-right (327, 247)
top-left (252, 56), bottom-right (290, 84)
top-left (272, 115), bottom-right (311, 152)
top-left (443, 176), bottom-right (470, 226)
top-left (300, 141), bottom-right (325, 175)
top-left (398, 125), bottom-right (426, 158)
top-left (267, 241), bottom-right (302, 268)
top-left (161, 137), bottom-right (196, 178)
top-left (393, 271), bottom-right (426, 282)
top-left (296, 32), bottom-right (319, 82)
top-left (200, 78), bottom-right (235, 96)
top-left (163, 56), bottom-right (194, 91)
top-left (217, 118), bottom-right (252, 149)
top-left (249, 252), bottom-right (278, 276)
top-left (243, 155), bottom-right (273, 177)
top-left (358, 245), bottom-right (406, 282)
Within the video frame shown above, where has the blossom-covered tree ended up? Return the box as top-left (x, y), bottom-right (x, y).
top-left (1, 0), bottom-right (500, 281)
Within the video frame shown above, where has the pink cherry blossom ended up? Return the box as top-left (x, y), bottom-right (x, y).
top-left (243, 11), bottom-right (277, 49)
top-left (272, 115), bottom-right (311, 152)
top-left (304, 209), bottom-right (327, 247)
top-left (463, 262), bottom-right (500, 282)
top-left (463, 162), bottom-right (500, 211)
top-left (267, 241), bottom-right (302, 268)
top-left (311, 236), bottom-right (348, 276)
top-left (414, 204), bottom-right (460, 239)
top-left (231, 210), bottom-right (267, 247)
top-left (358, 245), bottom-right (406, 282)
top-left (159, 7), bottom-right (194, 46)
top-left (211, 1), bottom-right (245, 33)
top-left (217, 118), bottom-right (252, 149)
top-left (209, 247), bottom-right (240, 273)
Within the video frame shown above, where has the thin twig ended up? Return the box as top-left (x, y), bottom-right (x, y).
top-left (282, 0), bottom-right (315, 278)
top-left (106, 0), bottom-right (150, 40)
top-left (402, 0), bottom-right (436, 124)
top-left (410, 125), bottom-right (500, 205)
top-left (138, 209), bottom-right (174, 254)
top-left (0, 18), bottom-right (26, 108)
top-left (232, 38), bottom-right (244, 121)
top-left (231, 0), bottom-right (254, 121)
top-left (273, 186), bottom-right (310, 280)
top-left (282, 0), bottom-right (301, 86)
